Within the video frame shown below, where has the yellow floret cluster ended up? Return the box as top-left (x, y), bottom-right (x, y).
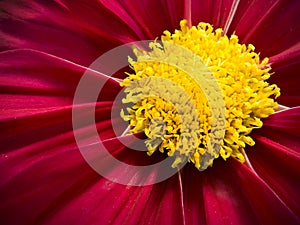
top-left (121, 20), bottom-right (280, 170)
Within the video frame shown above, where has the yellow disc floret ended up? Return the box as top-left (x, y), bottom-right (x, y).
top-left (120, 20), bottom-right (280, 170)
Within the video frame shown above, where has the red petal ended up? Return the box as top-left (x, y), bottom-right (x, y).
top-left (99, 0), bottom-right (184, 39)
top-left (26, 170), bottom-right (184, 225)
top-left (1, 49), bottom-right (124, 154)
top-left (230, 158), bottom-right (299, 224)
top-left (226, 0), bottom-right (300, 58)
top-left (181, 165), bottom-right (206, 225)
top-left (64, 134), bottom-right (183, 224)
top-left (1, 122), bottom-right (185, 224)
top-left (191, 0), bottom-right (235, 28)
top-left (135, 173), bottom-right (184, 225)
top-left (0, 0), bottom-right (140, 66)
top-left (263, 106), bottom-right (300, 136)
top-left (0, 132), bottom-right (98, 225)
top-left (0, 49), bottom-right (121, 117)
top-left (0, 101), bottom-right (146, 224)
top-left (181, 162), bottom-right (260, 225)
top-left (247, 107), bottom-right (300, 216)
top-left (79, 135), bottom-right (184, 224)
top-left (269, 44), bottom-right (300, 107)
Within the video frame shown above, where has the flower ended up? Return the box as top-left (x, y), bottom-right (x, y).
top-left (1, 0), bottom-right (300, 225)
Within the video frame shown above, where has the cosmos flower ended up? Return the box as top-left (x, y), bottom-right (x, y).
top-left (1, 0), bottom-right (300, 224)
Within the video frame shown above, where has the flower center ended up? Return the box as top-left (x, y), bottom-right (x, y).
top-left (120, 20), bottom-right (280, 170)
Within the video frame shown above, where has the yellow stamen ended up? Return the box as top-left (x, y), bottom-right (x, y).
top-left (120, 20), bottom-right (280, 170)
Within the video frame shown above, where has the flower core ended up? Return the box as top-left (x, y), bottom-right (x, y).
top-left (120, 20), bottom-right (280, 170)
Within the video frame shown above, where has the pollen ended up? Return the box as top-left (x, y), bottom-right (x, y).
top-left (120, 20), bottom-right (280, 170)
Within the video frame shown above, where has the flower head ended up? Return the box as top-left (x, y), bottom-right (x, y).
top-left (121, 20), bottom-right (280, 170)
top-left (0, 0), bottom-right (300, 225)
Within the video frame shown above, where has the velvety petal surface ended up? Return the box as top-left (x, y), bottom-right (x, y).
top-left (1, 129), bottom-right (186, 225)
top-left (226, 0), bottom-right (300, 58)
top-left (248, 107), bottom-right (300, 217)
top-left (191, 0), bottom-right (235, 29)
top-left (1, 111), bottom-right (185, 225)
top-left (0, 0), bottom-right (141, 66)
top-left (99, 0), bottom-right (184, 40)
top-left (230, 158), bottom-right (299, 224)
top-left (181, 161), bottom-right (261, 225)
top-left (1, 1), bottom-right (300, 225)
top-left (0, 49), bottom-right (121, 151)
top-left (269, 43), bottom-right (300, 107)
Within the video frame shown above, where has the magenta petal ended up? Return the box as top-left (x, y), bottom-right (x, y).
top-left (0, 49), bottom-right (121, 117)
top-left (270, 42), bottom-right (300, 65)
top-left (249, 134), bottom-right (300, 217)
top-left (231, 158), bottom-right (299, 224)
top-left (136, 173), bottom-right (184, 225)
top-left (0, 102), bottom-right (118, 182)
top-left (26, 171), bottom-right (184, 225)
top-left (2, 103), bottom-right (120, 154)
top-left (181, 165), bottom-right (206, 225)
top-left (182, 162), bottom-right (260, 225)
top-left (263, 107), bottom-right (300, 136)
top-left (1, 127), bottom-right (184, 224)
top-left (191, 0), bottom-right (234, 28)
top-left (0, 108), bottom-right (137, 224)
top-left (36, 175), bottom-right (154, 225)
top-left (0, 136), bottom-right (98, 225)
top-left (0, 48), bottom-right (122, 152)
top-left (0, 0), bottom-right (140, 65)
top-left (79, 139), bottom-right (183, 224)
top-left (226, 0), bottom-right (300, 58)
top-left (247, 107), bottom-right (300, 216)
top-left (99, 0), bottom-right (184, 39)
top-left (269, 44), bottom-right (300, 107)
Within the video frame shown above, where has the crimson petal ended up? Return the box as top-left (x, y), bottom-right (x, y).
top-left (1, 122), bottom-right (184, 225)
top-left (83, 135), bottom-right (184, 224)
top-left (99, 0), bottom-right (184, 40)
top-left (248, 107), bottom-right (300, 217)
top-left (0, 49), bottom-right (120, 108)
top-left (230, 158), bottom-right (299, 224)
top-left (0, 124), bottom-right (98, 225)
top-left (226, 0), bottom-right (300, 58)
top-left (182, 161), bottom-right (261, 225)
top-left (269, 44), bottom-right (300, 107)
top-left (191, 0), bottom-right (235, 29)
top-left (1, 49), bottom-right (122, 151)
top-left (0, 0), bottom-right (140, 66)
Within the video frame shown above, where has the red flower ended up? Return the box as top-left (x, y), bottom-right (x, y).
top-left (1, 0), bottom-right (300, 224)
